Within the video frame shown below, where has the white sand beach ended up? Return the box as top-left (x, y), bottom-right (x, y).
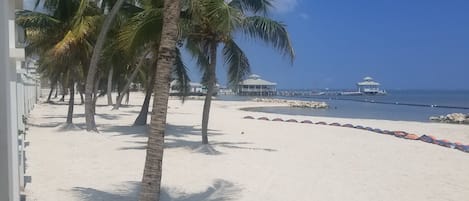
top-left (25, 92), bottom-right (469, 201)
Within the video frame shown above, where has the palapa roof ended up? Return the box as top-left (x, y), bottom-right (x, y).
top-left (239, 74), bottom-right (277, 86)
top-left (357, 76), bottom-right (380, 86)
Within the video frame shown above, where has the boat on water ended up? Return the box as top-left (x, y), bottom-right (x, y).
top-left (340, 76), bottom-right (386, 95)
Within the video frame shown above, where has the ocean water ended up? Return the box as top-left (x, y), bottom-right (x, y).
top-left (223, 90), bottom-right (469, 122)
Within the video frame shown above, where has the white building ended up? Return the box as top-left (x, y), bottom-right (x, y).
top-left (1, 0), bottom-right (39, 200)
top-left (356, 76), bottom-right (386, 94)
top-left (169, 80), bottom-right (219, 96)
top-left (237, 74), bottom-right (277, 96)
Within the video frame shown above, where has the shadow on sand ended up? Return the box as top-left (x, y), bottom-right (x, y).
top-left (71, 179), bottom-right (241, 201)
top-left (110, 124), bottom-right (277, 154)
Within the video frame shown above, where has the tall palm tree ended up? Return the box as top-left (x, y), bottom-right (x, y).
top-left (117, 0), bottom-right (190, 122)
top-left (183, 0), bottom-right (295, 144)
top-left (17, 0), bottom-right (101, 125)
top-left (139, 1), bottom-right (181, 201)
top-left (85, 0), bottom-right (126, 131)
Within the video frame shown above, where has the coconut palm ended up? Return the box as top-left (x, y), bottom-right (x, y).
top-left (182, 0), bottom-right (295, 144)
top-left (17, 0), bottom-right (102, 125)
top-left (84, 0), bottom-right (127, 131)
top-left (116, 0), bottom-right (190, 122)
top-left (139, 1), bottom-right (181, 201)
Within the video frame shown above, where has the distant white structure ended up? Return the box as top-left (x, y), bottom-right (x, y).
top-left (237, 74), bottom-right (277, 96)
top-left (356, 76), bottom-right (386, 95)
top-left (169, 80), bottom-right (219, 95)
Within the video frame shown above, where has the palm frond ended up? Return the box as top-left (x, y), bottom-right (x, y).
top-left (51, 30), bottom-right (78, 57)
top-left (172, 48), bottom-right (191, 101)
top-left (118, 8), bottom-right (163, 52)
top-left (223, 39), bottom-right (250, 88)
top-left (202, 0), bottom-right (242, 35)
top-left (184, 37), bottom-right (210, 73)
top-left (16, 10), bottom-right (61, 30)
top-left (228, 0), bottom-right (273, 14)
top-left (72, 15), bottom-right (103, 43)
top-left (242, 16), bottom-right (295, 63)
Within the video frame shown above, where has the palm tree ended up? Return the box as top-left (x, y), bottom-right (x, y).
top-left (183, 0), bottom-right (295, 144)
top-left (117, 0), bottom-right (190, 123)
top-left (139, 1), bottom-right (181, 201)
top-left (84, 0), bottom-right (126, 131)
top-left (17, 0), bottom-right (101, 125)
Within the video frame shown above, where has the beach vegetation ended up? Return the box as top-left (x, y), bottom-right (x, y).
top-left (115, 0), bottom-right (190, 124)
top-left (181, 0), bottom-right (295, 144)
top-left (138, 1), bottom-right (181, 201)
top-left (17, 0), bottom-right (102, 125)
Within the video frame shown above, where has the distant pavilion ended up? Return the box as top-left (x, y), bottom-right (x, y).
top-left (237, 74), bottom-right (277, 96)
top-left (357, 76), bottom-right (384, 94)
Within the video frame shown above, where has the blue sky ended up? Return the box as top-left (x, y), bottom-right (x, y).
top-left (197, 0), bottom-right (469, 90)
top-left (25, 0), bottom-right (469, 90)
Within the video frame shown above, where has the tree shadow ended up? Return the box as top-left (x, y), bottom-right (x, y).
top-left (112, 124), bottom-right (276, 154)
top-left (41, 113), bottom-right (126, 121)
top-left (71, 179), bottom-right (241, 201)
top-left (103, 124), bottom-right (221, 139)
top-left (166, 124), bottom-right (223, 138)
top-left (161, 179), bottom-right (242, 201)
top-left (95, 104), bottom-right (141, 108)
top-left (164, 139), bottom-right (276, 155)
top-left (100, 125), bottom-right (149, 137)
top-left (71, 181), bottom-right (139, 201)
top-left (27, 122), bottom-right (63, 128)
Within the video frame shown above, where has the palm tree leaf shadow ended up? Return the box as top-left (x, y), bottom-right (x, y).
top-left (162, 179), bottom-right (242, 201)
top-left (105, 124), bottom-right (276, 154)
top-left (71, 180), bottom-right (241, 201)
top-left (166, 124), bottom-right (223, 138)
top-left (100, 125), bottom-right (149, 137)
top-left (71, 182), bottom-right (140, 201)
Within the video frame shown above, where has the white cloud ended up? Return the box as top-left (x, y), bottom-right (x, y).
top-left (299, 13), bottom-right (310, 20)
top-left (271, 0), bottom-right (299, 13)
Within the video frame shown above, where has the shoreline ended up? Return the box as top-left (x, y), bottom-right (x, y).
top-left (241, 105), bottom-right (469, 124)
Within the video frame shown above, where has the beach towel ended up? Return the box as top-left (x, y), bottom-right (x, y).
top-left (419, 135), bottom-right (435, 143)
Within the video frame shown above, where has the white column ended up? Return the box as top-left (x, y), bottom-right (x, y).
top-left (0, 0), bottom-right (13, 199)
top-left (1, 0), bottom-right (23, 200)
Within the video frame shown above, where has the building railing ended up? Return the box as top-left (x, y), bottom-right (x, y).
top-left (239, 88), bottom-right (276, 92)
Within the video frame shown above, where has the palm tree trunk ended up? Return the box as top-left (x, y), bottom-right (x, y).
top-left (92, 76), bottom-right (100, 115)
top-left (125, 90), bottom-right (130, 105)
top-left (47, 84), bottom-right (54, 102)
top-left (139, 0), bottom-right (180, 200)
top-left (134, 63), bottom-right (157, 126)
top-left (59, 81), bottom-right (66, 101)
top-left (79, 91), bottom-right (84, 105)
top-left (84, 0), bottom-right (125, 131)
top-left (113, 50), bottom-right (151, 110)
top-left (107, 67), bottom-right (114, 105)
top-left (66, 81), bottom-right (75, 125)
top-left (77, 83), bottom-right (85, 104)
top-left (60, 91), bottom-right (65, 102)
top-left (201, 42), bottom-right (217, 145)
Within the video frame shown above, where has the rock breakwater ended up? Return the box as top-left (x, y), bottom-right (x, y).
top-left (253, 98), bottom-right (328, 109)
top-left (429, 113), bottom-right (469, 124)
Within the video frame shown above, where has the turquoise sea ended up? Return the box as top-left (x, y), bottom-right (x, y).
top-left (222, 90), bottom-right (469, 122)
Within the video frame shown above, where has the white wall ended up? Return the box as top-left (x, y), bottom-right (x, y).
top-left (1, 0), bottom-right (24, 200)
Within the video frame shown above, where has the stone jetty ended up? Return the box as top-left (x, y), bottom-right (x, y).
top-left (253, 98), bottom-right (328, 109)
top-left (429, 113), bottom-right (469, 124)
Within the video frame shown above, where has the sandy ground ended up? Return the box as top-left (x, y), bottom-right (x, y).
top-left (25, 92), bottom-right (469, 201)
